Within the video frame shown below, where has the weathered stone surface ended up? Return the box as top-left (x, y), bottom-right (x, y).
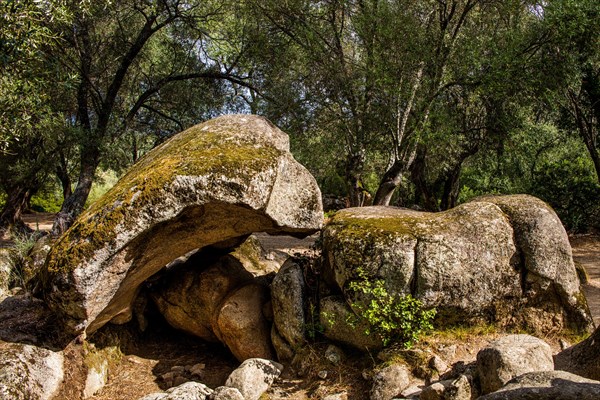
top-left (0, 342), bottom-right (64, 400)
top-left (476, 195), bottom-right (593, 330)
top-left (271, 325), bottom-right (294, 361)
top-left (151, 252), bottom-right (254, 342)
top-left (369, 363), bottom-right (410, 400)
top-left (215, 283), bottom-right (275, 361)
top-left (478, 370), bottom-right (600, 400)
top-left (43, 115), bottom-right (323, 335)
top-left (555, 325), bottom-right (600, 380)
top-left (271, 259), bottom-right (306, 351)
top-left (0, 249), bottom-right (11, 300)
top-left (477, 334), bottom-right (554, 394)
top-left (231, 234), bottom-right (287, 277)
top-left (224, 358), bottom-right (283, 400)
top-left (83, 358), bottom-right (108, 398)
top-left (138, 382), bottom-right (213, 400)
top-left (321, 195), bottom-right (592, 348)
top-left (209, 386), bottom-right (244, 400)
top-left (420, 375), bottom-right (472, 400)
top-left (319, 295), bottom-right (384, 350)
top-left (0, 295), bottom-right (57, 345)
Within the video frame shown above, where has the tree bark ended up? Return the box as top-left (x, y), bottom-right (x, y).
top-left (52, 145), bottom-right (99, 235)
top-left (345, 149), bottom-right (367, 207)
top-left (440, 163), bottom-right (462, 211)
top-left (373, 160), bottom-right (405, 206)
top-left (56, 155), bottom-right (72, 202)
top-left (0, 186), bottom-right (35, 234)
top-left (410, 146), bottom-right (438, 211)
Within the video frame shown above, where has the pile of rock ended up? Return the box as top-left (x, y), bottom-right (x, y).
top-left (139, 358), bottom-right (283, 400)
top-left (364, 333), bottom-right (600, 400)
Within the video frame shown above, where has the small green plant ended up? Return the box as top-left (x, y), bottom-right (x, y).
top-left (5, 232), bottom-right (38, 289)
top-left (347, 269), bottom-right (436, 348)
top-left (306, 303), bottom-right (326, 339)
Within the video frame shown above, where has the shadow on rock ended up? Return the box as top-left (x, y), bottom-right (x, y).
top-left (0, 294), bottom-right (72, 350)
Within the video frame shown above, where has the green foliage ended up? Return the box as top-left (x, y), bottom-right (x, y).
top-left (30, 189), bottom-right (63, 213)
top-left (532, 156), bottom-right (600, 232)
top-left (347, 269), bottom-right (436, 348)
top-left (84, 170), bottom-right (119, 209)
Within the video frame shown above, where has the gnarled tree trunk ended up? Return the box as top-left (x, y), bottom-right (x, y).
top-left (0, 186), bottom-right (36, 234)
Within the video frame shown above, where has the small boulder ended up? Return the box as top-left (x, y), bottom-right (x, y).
top-left (271, 259), bottom-right (307, 350)
top-left (138, 382), bottom-right (213, 400)
top-left (420, 375), bottom-right (472, 400)
top-left (324, 344), bottom-right (345, 365)
top-left (429, 355), bottom-right (449, 374)
top-left (477, 334), bottom-right (553, 394)
top-left (83, 358), bottom-right (108, 398)
top-left (0, 342), bottom-right (64, 400)
top-left (152, 253), bottom-right (254, 342)
top-left (478, 370), bottom-right (600, 400)
top-left (369, 363), bottom-right (410, 400)
top-left (231, 234), bottom-right (287, 277)
top-left (224, 358), bottom-right (283, 400)
top-left (215, 283), bottom-right (274, 361)
top-left (319, 295), bottom-right (383, 350)
top-left (209, 386), bottom-right (244, 400)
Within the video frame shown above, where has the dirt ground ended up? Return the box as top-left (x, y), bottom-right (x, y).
top-left (570, 234), bottom-right (600, 327)
top-left (3, 213), bottom-right (600, 399)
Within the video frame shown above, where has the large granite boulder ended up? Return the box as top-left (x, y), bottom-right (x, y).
top-left (321, 195), bottom-right (592, 348)
top-left (42, 115), bottom-right (323, 335)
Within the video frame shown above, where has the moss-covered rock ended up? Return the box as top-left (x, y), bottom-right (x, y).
top-left (42, 115), bottom-right (323, 335)
top-left (321, 195), bottom-right (592, 348)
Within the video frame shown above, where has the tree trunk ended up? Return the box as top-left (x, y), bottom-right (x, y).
top-left (344, 149), bottom-right (367, 207)
top-left (582, 137), bottom-right (600, 185)
top-left (410, 146), bottom-right (438, 211)
top-left (56, 162), bottom-right (72, 202)
top-left (373, 160), bottom-right (405, 206)
top-left (440, 163), bottom-right (463, 211)
top-left (0, 187), bottom-right (35, 234)
top-left (52, 146), bottom-right (100, 235)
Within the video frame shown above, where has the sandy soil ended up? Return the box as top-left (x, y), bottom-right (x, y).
top-left (570, 234), bottom-right (600, 327)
